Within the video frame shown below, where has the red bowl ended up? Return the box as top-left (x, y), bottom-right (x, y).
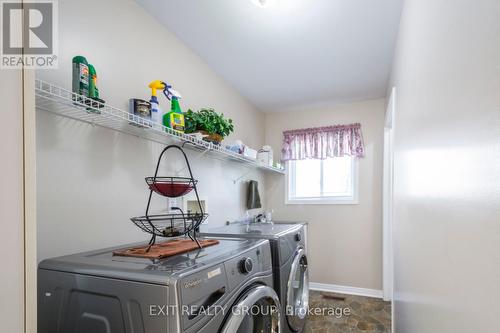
top-left (146, 177), bottom-right (197, 197)
top-left (149, 182), bottom-right (193, 197)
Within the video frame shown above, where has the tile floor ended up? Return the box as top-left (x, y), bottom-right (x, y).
top-left (304, 291), bottom-right (391, 333)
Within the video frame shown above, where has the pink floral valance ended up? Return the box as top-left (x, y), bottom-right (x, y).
top-left (281, 123), bottom-right (365, 161)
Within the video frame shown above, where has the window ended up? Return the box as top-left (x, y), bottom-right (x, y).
top-left (286, 156), bottom-right (358, 204)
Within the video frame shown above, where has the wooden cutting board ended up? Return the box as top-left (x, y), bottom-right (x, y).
top-left (113, 239), bottom-right (219, 259)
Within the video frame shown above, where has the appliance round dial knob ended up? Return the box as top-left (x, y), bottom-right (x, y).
top-left (238, 258), bottom-right (253, 274)
top-left (295, 233), bottom-right (302, 242)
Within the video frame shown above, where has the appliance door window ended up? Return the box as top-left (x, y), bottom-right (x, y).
top-left (221, 285), bottom-right (280, 333)
top-left (286, 248), bottom-right (309, 331)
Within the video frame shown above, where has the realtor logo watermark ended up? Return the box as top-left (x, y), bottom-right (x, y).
top-left (1, 0), bottom-right (58, 68)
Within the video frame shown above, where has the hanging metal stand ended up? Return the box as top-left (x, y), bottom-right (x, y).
top-left (130, 145), bottom-right (207, 251)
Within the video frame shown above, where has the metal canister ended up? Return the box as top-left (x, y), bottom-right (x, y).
top-left (129, 98), bottom-right (152, 127)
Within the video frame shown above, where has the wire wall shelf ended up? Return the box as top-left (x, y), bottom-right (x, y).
top-left (35, 79), bottom-right (285, 175)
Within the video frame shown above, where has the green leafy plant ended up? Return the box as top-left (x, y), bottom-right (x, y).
top-left (184, 108), bottom-right (234, 138)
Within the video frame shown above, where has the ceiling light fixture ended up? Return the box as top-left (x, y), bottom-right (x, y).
top-left (251, 0), bottom-right (275, 8)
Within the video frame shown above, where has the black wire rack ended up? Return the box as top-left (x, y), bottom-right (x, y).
top-left (130, 211), bottom-right (208, 238)
top-left (130, 145), bottom-right (207, 251)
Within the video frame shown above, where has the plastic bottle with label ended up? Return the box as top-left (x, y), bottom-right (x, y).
top-left (72, 56), bottom-right (89, 100)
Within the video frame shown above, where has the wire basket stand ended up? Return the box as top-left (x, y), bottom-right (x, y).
top-left (130, 145), bottom-right (207, 251)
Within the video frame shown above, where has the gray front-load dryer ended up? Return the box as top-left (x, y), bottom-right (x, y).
top-left (199, 223), bottom-right (309, 333)
top-left (38, 237), bottom-right (281, 333)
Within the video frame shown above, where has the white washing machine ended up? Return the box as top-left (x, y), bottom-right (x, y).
top-left (38, 237), bottom-right (281, 333)
top-left (199, 222), bottom-right (309, 333)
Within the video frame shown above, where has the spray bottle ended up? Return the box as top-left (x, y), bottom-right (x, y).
top-left (162, 83), bottom-right (185, 133)
top-left (72, 56), bottom-right (89, 101)
top-left (148, 80), bottom-right (165, 125)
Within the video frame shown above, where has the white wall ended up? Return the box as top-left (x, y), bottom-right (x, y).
top-left (264, 99), bottom-right (385, 290)
top-left (36, 0), bottom-right (268, 261)
top-left (0, 71), bottom-right (24, 331)
top-left (390, 0), bottom-right (500, 331)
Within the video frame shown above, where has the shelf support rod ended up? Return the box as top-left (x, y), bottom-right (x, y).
top-left (233, 167), bottom-right (255, 184)
top-left (174, 148), bottom-right (209, 175)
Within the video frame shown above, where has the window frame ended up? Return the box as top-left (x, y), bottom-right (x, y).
top-left (285, 157), bottom-right (359, 205)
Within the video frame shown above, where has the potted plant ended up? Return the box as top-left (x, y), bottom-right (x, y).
top-left (184, 108), bottom-right (234, 144)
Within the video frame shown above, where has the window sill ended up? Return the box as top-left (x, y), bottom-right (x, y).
top-left (286, 198), bottom-right (359, 205)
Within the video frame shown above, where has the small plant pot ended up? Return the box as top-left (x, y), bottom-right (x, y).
top-left (195, 130), bottom-right (224, 144)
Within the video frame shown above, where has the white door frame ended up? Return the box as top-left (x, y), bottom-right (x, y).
top-left (24, 69), bottom-right (37, 333)
top-left (383, 87), bottom-right (396, 302)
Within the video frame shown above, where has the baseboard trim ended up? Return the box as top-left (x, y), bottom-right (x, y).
top-left (309, 282), bottom-right (384, 299)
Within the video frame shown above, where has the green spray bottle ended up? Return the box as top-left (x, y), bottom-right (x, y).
top-left (162, 83), bottom-right (185, 133)
top-left (88, 64), bottom-right (99, 99)
top-left (87, 63), bottom-right (105, 113)
top-left (72, 56), bottom-right (89, 99)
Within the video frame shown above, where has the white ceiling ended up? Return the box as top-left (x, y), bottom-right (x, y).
top-left (136, 0), bottom-right (404, 112)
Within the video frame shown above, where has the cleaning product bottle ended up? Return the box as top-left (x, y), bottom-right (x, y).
top-left (162, 83), bottom-right (185, 133)
top-left (87, 63), bottom-right (105, 113)
top-left (148, 80), bottom-right (165, 126)
top-left (88, 64), bottom-right (99, 100)
top-left (72, 56), bottom-right (89, 100)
